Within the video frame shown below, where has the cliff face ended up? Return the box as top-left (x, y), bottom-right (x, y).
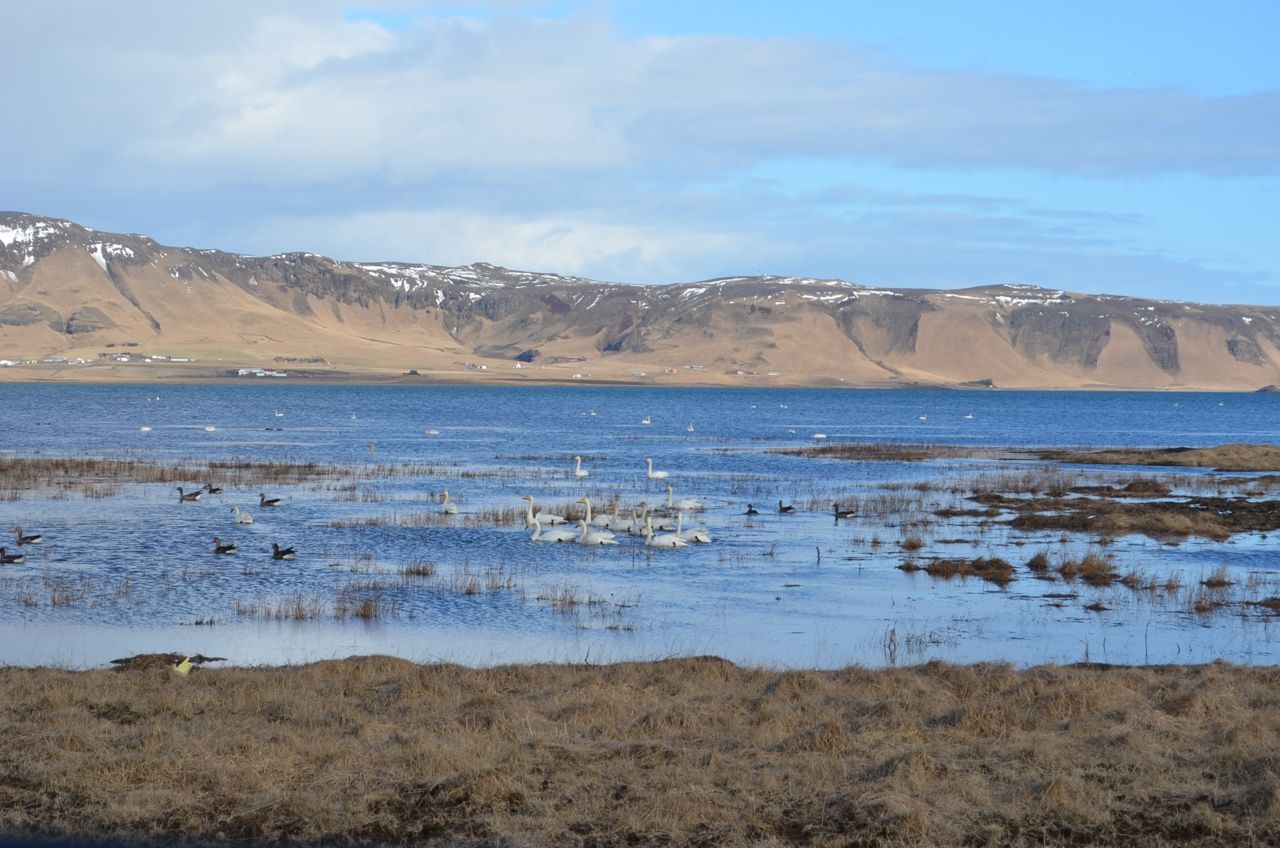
top-left (3, 212), bottom-right (1279, 389)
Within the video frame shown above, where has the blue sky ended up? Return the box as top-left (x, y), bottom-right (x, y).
top-left (3, 1), bottom-right (1278, 302)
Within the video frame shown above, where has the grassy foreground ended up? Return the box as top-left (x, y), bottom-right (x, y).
top-left (2, 658), bottom-right (1279, 847)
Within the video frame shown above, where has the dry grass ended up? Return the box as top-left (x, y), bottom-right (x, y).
top-left (1037, 443), bottom-right (1280, 472)
top-left (1, 658), bottom-right (1280, 846)
top-left (1058, 551), bottom-right (1119, 587)
top-left (773, 443), bottom-right (979, 461)
top-left (900, 556), bottom-right (1015, 586)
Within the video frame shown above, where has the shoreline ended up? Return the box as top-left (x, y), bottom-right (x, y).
top-left (0, 364), bottom-right (1273, 392)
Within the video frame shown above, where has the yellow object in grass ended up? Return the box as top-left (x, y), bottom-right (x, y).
top-left (173, 657), bottom-right (193, 676)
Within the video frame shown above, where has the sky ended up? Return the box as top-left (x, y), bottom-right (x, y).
top-left (2, 1), bottom-right (1278, 303)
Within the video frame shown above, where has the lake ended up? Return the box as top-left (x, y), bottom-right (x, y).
top-left (1, 382), bottom-right (1278, 669)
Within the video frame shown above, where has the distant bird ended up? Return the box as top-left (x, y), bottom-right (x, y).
top-left (685, 421), bottom-right (695, 432)
top-left (13, 526), bottom-right (43, 545)
top-left (964, 412), bottom-right (975, 420)
top-left (271, 543), bottom-right (297, 560)
top-left (744, 504), bottom-right (759, 515)
top-left (646, 457), bottom-right (669, 480)
top-left (426, 428), bottom-right (440, 436)
top-left (812, 433), bottom-right (827, 441)
top-left (640, 415), bottom-right (651, 425)
top-left (0, 548), bottom-right (26, 565)
top-left (231, 506), bottom-right (253, 524)
top-left (440, 490), bottom-right (458, 515)
top-left (139, 426), bottom-right (152, 432)
top-left (259, 493), bottom-right (282, 507)
top-left (918, 415), bottom-right (927, 422)
top-left (212, 537), bottom-right (238, 555)
top-left (274, 409), bottom-right (284, 417)
top-left (177, 486), bottom-right (202, 502)
top-left (833, 502), bottom-right (857, 520)
top-left (778, 500), bottom-right (797, 514)
top-left (573, 455), bottom-right (589, 478)
top-left (204, 483), bottom-right (223, 495)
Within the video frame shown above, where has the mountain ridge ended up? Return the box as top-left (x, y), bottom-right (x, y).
top-left (2, 212), bottom-right (1279, 389)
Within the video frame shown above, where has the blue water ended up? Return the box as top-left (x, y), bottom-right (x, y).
top-left (1, 383), bottom-right (1278, 669)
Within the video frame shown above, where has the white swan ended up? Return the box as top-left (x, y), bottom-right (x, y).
top-left (577, 497), bottom-right (613, 529)
top-left (530, 517), bottom-right (576, 543)
top-left (607, 504), bottom-right (636, 533)
top-left (640, 415), bottom-right (651, 425)
top-left (231, 506), bottom-right (253, 525)
top-left (204, 425), bottom-right (217, 432)
top-left (675, 511), bottom-right (711, 544)
top-left (523, 495), bottom-right (566, 527)
top-left (426, 428), bottom-right (440, 435)
top-left (685, 421), bottom-right (695, 432)
top-left (576, 519), bottom-right (618, 545)
top-left (666, 484), bottom-right (703, 512)
top-left (573, 455), bottom-right (589, 478)
top-left (645, 457), bottom-right (668, 480)
top-left (964, 412), bottom-right (975, 420)
top-left (440, 490), bottom-right (458, 515)
top-left (812, 433), bottom-right (827, 440)
top-left (139, 426), bottom-right (152, 432)
top-left (638, 502), bottom-right (675, 531)
top-left (645, 516), bottom-right (688, 548)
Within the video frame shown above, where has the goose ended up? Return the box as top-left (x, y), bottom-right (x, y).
top-left (666, 484), bottom-right (703, 512)
top-left (177, 486), bottom-right (202, 502)
top-left (440, 490), bottom-right (458, 515)
top-left (674, 511), bottom-right (711, 544)
top-left (576, 519), bottom-right (618, 545)
top-left (271, 543), bottom-right (297, 560)
top-left (833, 502), bottom-right (857, 520)
top-left (212, 537), bottom-right (239, 555)
top-left (259, 492), bottom-right (282, 507)
top-left (573, 455), bottom-right (589, 479)
top-left (231, 506), bottom-right (253, 525)
top-left (0, 548), bottom-right (25, 565)
top-left (576, 497), bottom-right (612, 528)
top-left (13, 527), bottom-right (43, 545)
top-left (645, 457), bottom-right (669, 480)
top-left (523, 495), bottom-right (566, 527)
top-left (530, 517), bottom-right (577, 543)
top-left (778, 500), bottom-right (797, 514)
top-left (204, 483), bottom-right (223, 495)
top-left (640, 415), bottom-right (651, 425)
top-left (644, 516), bottom-right (688, 548)
top-left (744, 504), bottom-right (759, 515)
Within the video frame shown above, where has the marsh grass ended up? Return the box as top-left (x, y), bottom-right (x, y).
top-left (3, 657), bottom-right (1279, 846)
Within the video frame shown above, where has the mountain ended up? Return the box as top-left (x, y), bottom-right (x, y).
top-left (2, 212), bottom-right (1279, 389)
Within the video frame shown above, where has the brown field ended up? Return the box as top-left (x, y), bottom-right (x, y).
top-left (1038, 443), bottom-right (1280, 472)
top-left (3, 657), bottom-right (1280, 847)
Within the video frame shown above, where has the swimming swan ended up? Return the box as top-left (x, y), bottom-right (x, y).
top-left (523, 495), bottom-right (566, 527)
top-left (645, 458), bottom-right (669, 480)
top-left (231, 506), bottom-right (254, 525)
top-left (573, 456), bottom-right (589, 479)
top-left (530, 517), bottom-right (577, 543)
top-left (576, 496), bottom-right (613, 528)
top-left (666, 484), bottom-right (703, 512)
top-left (644, 516), bottom-right (688, 548)
top-left (674, 511), bottom-right (711, 544)
top-left (440, 490), bottom-right (458, 515)
top-left (576, 519), bottom-right (618, 545)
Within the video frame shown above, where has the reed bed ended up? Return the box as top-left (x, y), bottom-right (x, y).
top-left (2, 657), bottom-right (1279, 846)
